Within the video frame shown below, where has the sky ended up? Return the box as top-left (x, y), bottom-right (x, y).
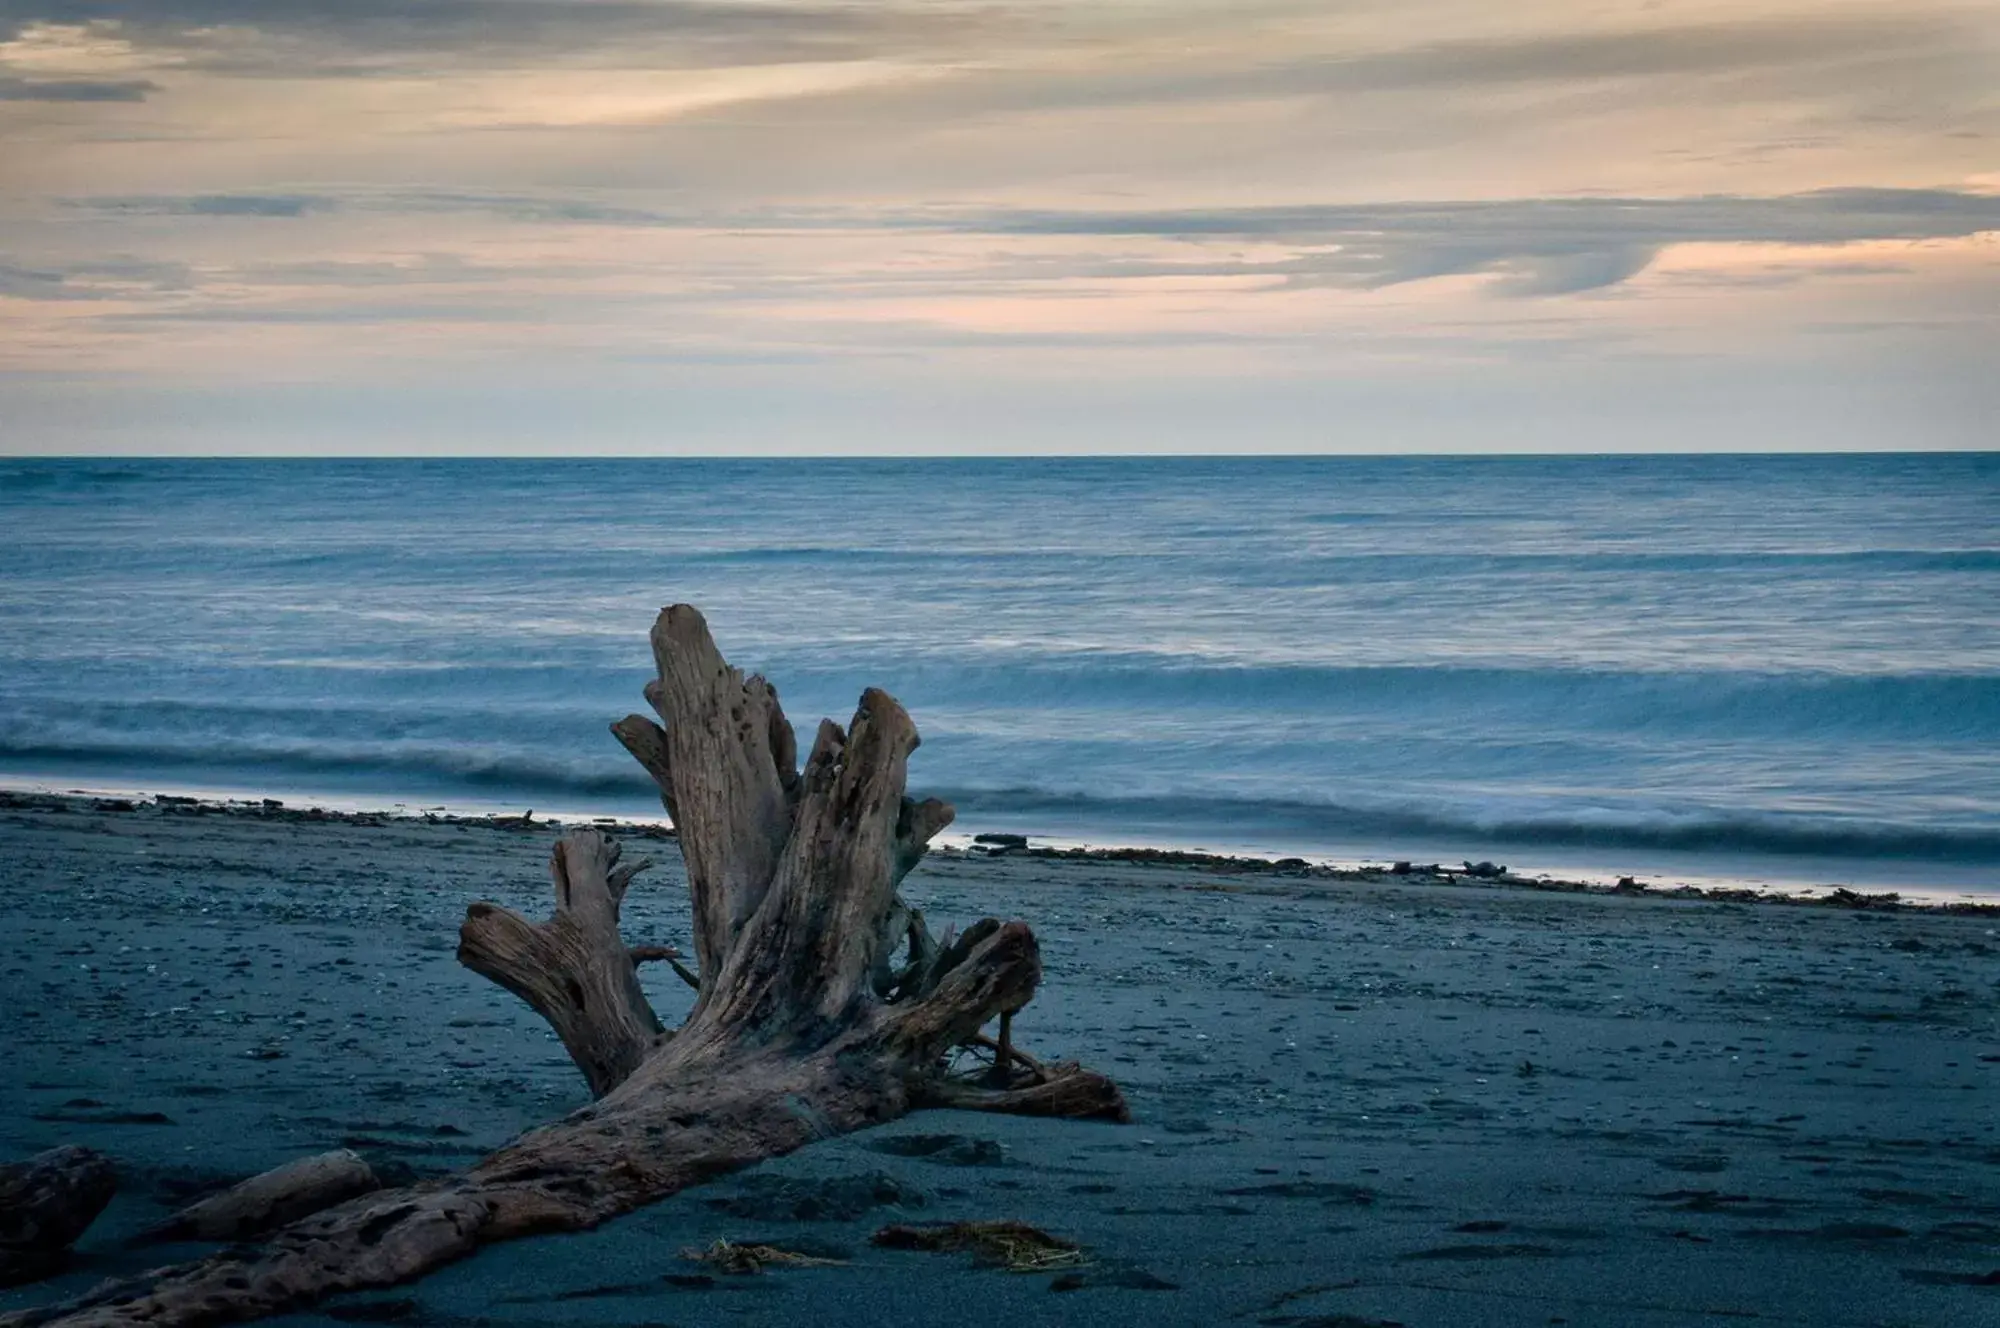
top-left (0, 0), bottom-right (1995, 454)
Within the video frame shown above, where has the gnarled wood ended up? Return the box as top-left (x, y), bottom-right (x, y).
top-left (6, 604), bottom-right (1125, 1328)
top-left (617, 604), bottom-right (798, 1003)
top-left (457, 832), bottom-right (664, 1097)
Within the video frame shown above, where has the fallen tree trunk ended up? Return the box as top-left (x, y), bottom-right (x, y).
top-left (9, 605), bottom-right (1124, 1328)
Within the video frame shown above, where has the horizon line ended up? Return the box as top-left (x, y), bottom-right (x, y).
top-left (3, 448), bottom-right (1995, 461)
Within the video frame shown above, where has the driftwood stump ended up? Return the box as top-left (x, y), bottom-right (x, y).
top-left (10, 605), bottom-right (1124, 1328)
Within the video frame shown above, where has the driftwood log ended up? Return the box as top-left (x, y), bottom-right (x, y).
top-left (9, 604), bottom-right (1124, 1328)
top-left (141, 1152), bottom-right (380, 1245)
top-left (0, 1147), bottom-right (116, 1289)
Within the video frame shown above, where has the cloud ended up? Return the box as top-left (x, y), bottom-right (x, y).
top-left (0, 253), bottom-right (191, 298)
top-left (973, 189), bottom-right (2000, 243)
top-left (1661, 260), bottom-right (1917, 290)
top-left (109, 301), bottom-right (548, 325)
top-left (59, 185), bottom-right (2000, 298)
top-left (0, 259), bottom-right (68, 295)
top-left (0, 73), bottom-right (154, 99)
top-left (69, 188), bottom-right (676, 223)
top-left (1272, 15), bottom-right (1974, 92)
top-left (767, 9), bottom-right (1989, 131)
top-left (1486, 246), bottom-right (1661, 298)
top-left (0, 2), bottom-right (917, 74)
top-left (0, 1), bottom-right (810, 39)
top-left (85, 192), bottom-right (332, 216)
top-left (964, 189), bottom-right (2000, 295)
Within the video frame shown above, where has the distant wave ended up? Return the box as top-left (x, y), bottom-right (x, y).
top-left (780, 661), bottom-right (2000, 741)
top-left (406, 544), bottom-right (2000, 575)
top-left (4, 734), bottom-right (1994, 864)
top-left (23, 666), bottom-right (1998, 741)
top-left (0, 736), bottom-right (656, 801)
top-left (0, 464), bottom-right (156, 493)
top-left (1229, 548), bottom-right (2000, 579)
top-left (940, 788), bottom-right (2000, 864)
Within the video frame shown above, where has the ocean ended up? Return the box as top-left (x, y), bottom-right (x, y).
top-left (1, 455), bottom-right (1995, 896)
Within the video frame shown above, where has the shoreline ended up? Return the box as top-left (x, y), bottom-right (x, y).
top-left (4, 784), bottom-right (1991, 915)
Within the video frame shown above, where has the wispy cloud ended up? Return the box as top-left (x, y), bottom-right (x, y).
top-left (0, 2), bottom-right (935, 74)
top-left (0, 258), bottom-right (66, 294)
top-left (0, 73), bottom-right (155, 99)
top-left (0, 252), bottom-right (190, 297)
top-left (80, 192), bottom-right (332, 216)
top-left (962, 189), bottom-right (2000, 294)
top-left (62, 185), bottom-right (2000, 296)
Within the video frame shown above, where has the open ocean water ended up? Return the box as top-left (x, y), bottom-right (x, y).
top-left (1, 455), bottom-right (1995, 896)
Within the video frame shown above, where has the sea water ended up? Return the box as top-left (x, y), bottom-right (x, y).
top-left (1, 455), bottom-right (1995, 894)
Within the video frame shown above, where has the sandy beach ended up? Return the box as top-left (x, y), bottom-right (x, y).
top-left (2, 791), bottom-right (1996, 1328)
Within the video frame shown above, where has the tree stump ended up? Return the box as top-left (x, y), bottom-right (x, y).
top-left (8, 605), bottom-right (1124, 1328)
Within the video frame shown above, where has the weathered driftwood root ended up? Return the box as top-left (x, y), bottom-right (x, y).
top-left (0, 1146), bottom-right (116, 1289)
top-left (141, 1151), bottom-right (379, 1245)
top-left (9, 604), bottom-right (1124, 1328)
top-left (458, 831), bottom-right (664, 1096)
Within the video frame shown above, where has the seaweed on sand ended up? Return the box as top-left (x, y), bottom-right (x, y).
top-left (678, 1239), bottom-right (845, 1274)
top-left (872, 1220), bottom-right (1088, 1272)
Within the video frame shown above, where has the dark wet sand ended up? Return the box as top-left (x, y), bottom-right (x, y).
top-left (2, 794), bottom-right (1997, 1328)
